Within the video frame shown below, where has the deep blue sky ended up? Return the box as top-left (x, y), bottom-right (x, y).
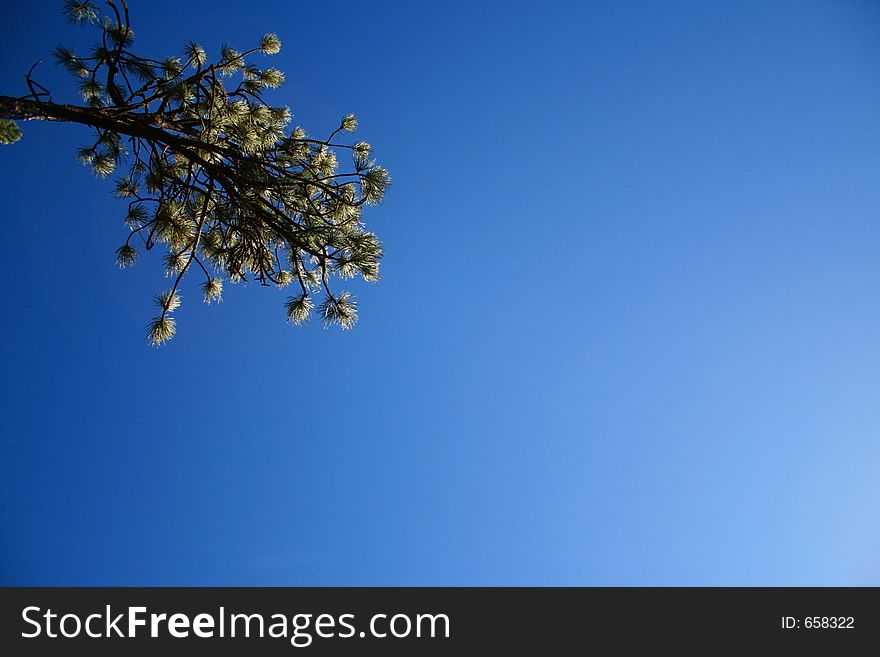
top-left (1, 0), bottom-right (879, 585)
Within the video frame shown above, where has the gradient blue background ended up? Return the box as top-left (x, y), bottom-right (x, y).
top-left (1, 0), bottom-right (879, 585)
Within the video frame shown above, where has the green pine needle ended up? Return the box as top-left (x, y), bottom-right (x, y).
top-left (115, 244), bottom-right (138, 268)
top-left (285, 294), bottom-right (313, 325)
top-left (259, 33), bottom-right (282, 55)
top-left (0, 120), bottom-right (22, 145)
top-left (202, 278), bottom-right (223, 304)
top-left (147, 316), bottom-right (176, 346)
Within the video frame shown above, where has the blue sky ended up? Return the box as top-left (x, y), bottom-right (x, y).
top-left (1, 0), bottom-right (879, 585)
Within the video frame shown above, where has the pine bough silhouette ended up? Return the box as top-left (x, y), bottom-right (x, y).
top-left (0, 0), bottom-right (389, 345)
